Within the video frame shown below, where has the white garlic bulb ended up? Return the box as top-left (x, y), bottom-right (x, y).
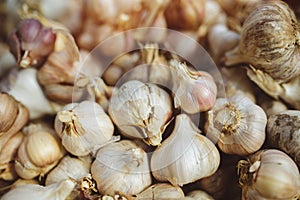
top-left (187, 190), bottom-right (215, 200)
top-left (45, 155), bottom-right (91, 185)
top-left (108, 80), bottom-right (172, 146)
top-left (14, 123), bottom-right (65, 179)
top-left (135, 183), bottom-right (185, 199)
top-left (267, 110), bottom-right (300, 167)
top-left (151, 114), bottom-right (220, 186)
top-left (54, 100), bottom-right (114, 156)
top-left (205, 94), bottom-right (267, 155)
top-left (1, 179), bottom-right (76, 200)
top-left (91, 140), bottom-right (152, 196)
top-left (238, 149), bottom-right (300, 200)
top-left (169, 60), bottom-right (217, 114)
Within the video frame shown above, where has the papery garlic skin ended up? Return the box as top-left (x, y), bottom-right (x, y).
top-left (206, 94), bottom-right (267, 155)
top-left (151, 114), bottom-right (220, 186)
top-left (267, 110), bottom-right (300, 167)
top-left (238, 149), bottom-right (300, 200)
top-left (135, 183), bottom-right (185, 199)
top-left (1, 179), bottom-right (76, 200)
top-left (14, 123), bottom-right (65, 179)
top-left (46, 155), bottom-right (91, 185)
top-left (108, 80), bottom-right (172, 146)
top-left (169, 60), bottom-right (217, 114)
top-left (55, 101), bottom-right (114, 156)
top-left (91, 140), bottom-right (152, 196)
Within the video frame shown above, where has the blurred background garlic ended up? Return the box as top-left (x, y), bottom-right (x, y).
top-left (1, 178), bottom-right (76, 200)
top-left (0, 131), bottom-right (23, 181)
top-left (238, 149), bottom-right (300, 200)
top-left (151, 114), bottom-right (220, 186)
top-left (205, 94), bottom-right (267, 155)
top-left (1, 68), bottom-right (61, 119)
top-left (91, 140), bottom-right (152, 196)
top-left (54, 100), bottom-right (114, 156)
top-left (14, 123), bottom-right (65, 179)
top-left (257, 93), bottom-right (288, 117)
top-left (135, 183), bottom-right (185, 199)
top-left (108, 80), bottom-right (172, 146)
top-left (267, 110), bottom-right (300, 167)
top-left (169, 59), bottom-right (217, 114)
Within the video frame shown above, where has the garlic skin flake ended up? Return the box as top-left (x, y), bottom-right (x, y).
top-left (238, 149), bottom-right (300, 200)
top-left (91, 140), bottom-right (152, 196)
top-left (55, 100), bottom-right (114, 156)
top-left (206, 94), bottom-right (267, 155)
top-left (108, 80), bottom-right (172, 146)
top-left (151, 114), bottom-right (220, 186)
top-left (1, 179), bottom-right (76, 200)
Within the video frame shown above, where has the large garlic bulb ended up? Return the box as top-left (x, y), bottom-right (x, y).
top-left (91, 140), bottom-right (152, 196)
top-left (225, 0), bottom-right (300, 83)
top-left (151, 114), bottom-right (220, 186)
top-left (267, 110), bottom-right (300, 167)
top-left (14, 123), bottom-right (65, 179)
top-left (238, 149), bottom-right (300, 200)
top-left (54, 100), bottom-right (114, 156)
top-left (108, 80), bottom-right (172, 146)
top-left (205, 94), bottom-right (267, 155)
top-left (135, 183), bottom-right (185, 199)
top-left (1, 179), bottom-right (76, 200)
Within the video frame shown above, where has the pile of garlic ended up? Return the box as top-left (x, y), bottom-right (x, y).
top-left (0, 0), bottom-right (300, 200)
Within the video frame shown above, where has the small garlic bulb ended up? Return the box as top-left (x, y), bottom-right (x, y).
top-left (205, 94), bottom-right (267, 155)
top-left (45, 155), bottom-right (91, 185)
top-left (187, 190), bottom-right (215, 200)
top-left (238, 149), bottom-right (300, 200)
top-left (169, 60), bottom-right (217, 114)
top-left (108, 80), bottom-right (172, 146)
top-left (1, 179), bottom-right (76, 200)
top-left (91, 140), bottom-right (152, 196)
top-left (225, 0), bottom-right (300, 83)
top-left (135, 183), bottom-right (185, 199)
top-left (267, 110), bottom-right (300, 167)
top-left (54, 100), bottom-right (114, 156)
top-left (151, 114), bottom-right (220, 186)
top-left (14, 123), bottom-right (65, 179)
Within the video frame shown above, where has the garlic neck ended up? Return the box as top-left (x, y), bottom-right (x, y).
top-left (58, 110), bottom-right (85, 136)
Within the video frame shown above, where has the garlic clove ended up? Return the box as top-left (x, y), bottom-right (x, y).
top-left (151, 114), bottom-right (220, 186)
top-left (267, 110), bottom-right (300, 167)
top-left (205, 94), bottom-right (267, 155)
top-left (55, 101), bottom-right (114, 156)
top-left (1, 179), bottom-right (76, 200)
top-left (135, 183), bottom-right (185, 199)
top-left (108, 80), bottom-right (172, 146)
top-left (0, 93), bottom-right (18, 133)
top-left (238, 149), bottom-right (300, 200)
top-left (91, 140), bottom-right (152, 196)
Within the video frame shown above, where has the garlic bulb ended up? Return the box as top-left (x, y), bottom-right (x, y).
top-left (135, 183), bottom-right (185, 199)
top-left (54, 100), bottom-right (114, 156)
top-left (3, 68), bottom-right (60, 119)
top-left (267, 110), bottom-right (300, 167)
top-left (108, 80), bottom-right (172, 146)
top-left (151, 114), bottom-right (220, 186)
top-left (238, 149), bottom-right (300, 200)
top-left (91, 140), bottom-right (152, 196)
top-left (46, 155), bottom-right (91, 185)
top-left (1, 179), bottom-right (76, 200)
top-left (205, 94), bottom-right (267, 155)
top-left (225, 0), bottom-right (300, 83)
top-left (0, 131), bottom-right (24, 181)
top-left (169, 60), bottom-right (217, 114)
top-left (257, 93), bottom-right (288, 116)
top-left (187, 190), bottom-right (214, 200)
top-left (15, 123), bottom-right (65, 179)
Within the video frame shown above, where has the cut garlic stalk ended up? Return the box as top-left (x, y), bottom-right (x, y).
top-left (151, 114), bottom-right (220, 186)
top-left (108, 80), bottom-right (172, 146)
top-left (206, 94), bottom-right (267, 155)
top-left (54, 100), bottom-right (114, 156)
top-left (91, 140), bottom-right (152, 196)
top-left (1, 179), bottom-right (76, 200)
